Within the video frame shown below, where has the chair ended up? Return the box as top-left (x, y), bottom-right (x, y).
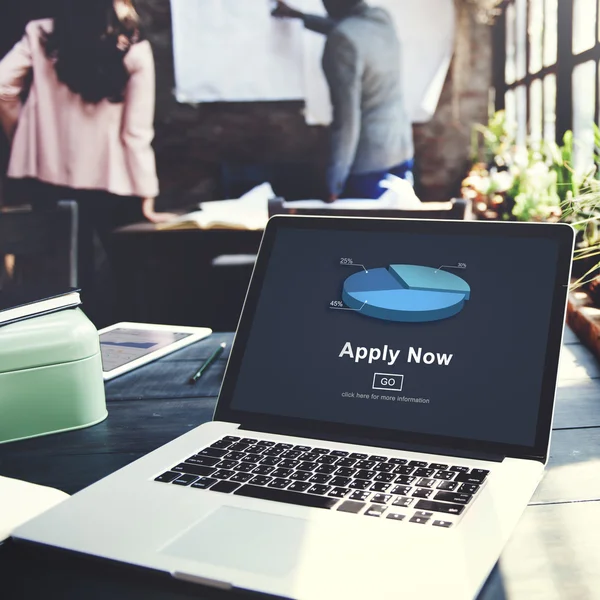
top-left (0, 201), bottom-right (78, 290)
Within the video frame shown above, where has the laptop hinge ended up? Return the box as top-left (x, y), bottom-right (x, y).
top-left (237, 424), bottom-right (506, 463)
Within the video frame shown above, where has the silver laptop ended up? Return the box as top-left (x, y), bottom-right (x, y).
top-left (14, 216), bottom-right (574, 599)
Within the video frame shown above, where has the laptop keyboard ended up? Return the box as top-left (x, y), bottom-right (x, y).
top-left (154, 436), bottom-right (490, 528)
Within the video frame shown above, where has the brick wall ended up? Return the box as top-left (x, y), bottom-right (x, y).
top-left (138, 1), bottom-right (492, 206)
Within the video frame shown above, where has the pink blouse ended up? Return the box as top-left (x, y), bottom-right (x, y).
top-left (0, 19), bottom-right (159, 199)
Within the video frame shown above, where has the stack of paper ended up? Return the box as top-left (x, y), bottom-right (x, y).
top-left (159, 182), bottom-right (274, 231)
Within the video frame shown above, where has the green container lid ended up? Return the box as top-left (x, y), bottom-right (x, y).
top-left (0, 308), bottom-right (100, 374)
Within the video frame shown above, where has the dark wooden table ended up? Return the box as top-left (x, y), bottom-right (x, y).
top-left (1, 328), bottom-right (598, 599)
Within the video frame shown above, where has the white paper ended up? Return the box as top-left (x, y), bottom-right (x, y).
top-left (0, 476), bottom-right (69, 541)
top-left (171, 0), bottom-right (455, 124)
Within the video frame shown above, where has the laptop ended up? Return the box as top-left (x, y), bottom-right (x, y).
top-left (13, 216), bottom-right (574, 599)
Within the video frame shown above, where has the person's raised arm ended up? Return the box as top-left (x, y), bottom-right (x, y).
top-left (322, 30), bottom-right (361, 200)
top-left (0, 24), bottom-right (34, 142)
top-left (272, 1), bottom-right (336, 35)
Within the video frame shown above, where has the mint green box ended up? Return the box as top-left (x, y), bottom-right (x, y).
top-left (0, 308), bottom-right (107, 444)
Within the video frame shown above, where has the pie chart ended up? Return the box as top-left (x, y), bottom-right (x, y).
top-left (341, 264), bottom-right (470, 323)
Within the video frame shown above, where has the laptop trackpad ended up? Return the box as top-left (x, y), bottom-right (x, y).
top-left (163, 506), bottom-right (308, 577)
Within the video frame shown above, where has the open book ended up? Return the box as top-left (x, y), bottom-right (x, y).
top-left (158, 183), bottom-right (273, 231)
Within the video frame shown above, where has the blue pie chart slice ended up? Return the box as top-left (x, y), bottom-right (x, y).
top-left (342, 266), bottom-right (470, 323)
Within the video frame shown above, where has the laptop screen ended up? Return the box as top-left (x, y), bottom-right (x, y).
top-left (224, 220), bottom-right (570, 455)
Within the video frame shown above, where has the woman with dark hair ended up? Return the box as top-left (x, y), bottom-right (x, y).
top-left (0, 0), bottom-right (174, 325)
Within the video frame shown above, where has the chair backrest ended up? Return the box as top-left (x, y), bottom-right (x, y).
top-left (268, 197), bottom-right (472, 220)
top-left (0, 201), bottom-right (78, 290)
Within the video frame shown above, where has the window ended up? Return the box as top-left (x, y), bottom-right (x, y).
top-left (497, 1), bottom-right (600, 173)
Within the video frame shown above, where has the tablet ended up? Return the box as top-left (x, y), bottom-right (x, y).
top-left (98, 322), bottom-right (212, 380)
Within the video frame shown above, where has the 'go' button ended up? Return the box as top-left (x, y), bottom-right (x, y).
top-left (372, 373), bottom-right (404, 392)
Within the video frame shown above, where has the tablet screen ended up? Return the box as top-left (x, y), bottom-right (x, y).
top-left (100, 328), bottom-right (191, 371)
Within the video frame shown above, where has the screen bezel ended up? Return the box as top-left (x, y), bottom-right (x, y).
top-left (215, 215), bottom-right (574, 462)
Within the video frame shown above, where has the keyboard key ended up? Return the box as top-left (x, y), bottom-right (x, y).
top-left (299, 453), bottom-right (320, 462)
top-left (434, 492), bottom-right (472, 504)
top-left (245, 445), bottom-right (265, 454)
top-left (390, 485), bottom-right (411, 496)
top-left (223, 436), bottom-right (240, 442)
top-left (262, 447), bottom-right (285, 457)
top-left (450, 466), bottom-right (469, 473)
top-left (298, 461), bottom-right (317, 471)
top-left (432, 520), bottom-right (453, 528)
top-left (370, 482), bottom-right (391, 492)
top-left (433, 470), bottom-right (456, 480)
top-left (412, 488), bottom-right (433, 498)
top-left (274, 443), bottom-right (293, 449)
top-left (416, 478), bottom-right (436, 488)
top-left (309, 474), bottom-right (332, 484)
top-left (199, 447), bottom-right (228, 458)
top-left (374, 463), bottom-right (395, 473)
top-left (393, 497), bottom-right (413, 508)
top-left (313, 448), bottom-right (330, 454)
top-left (457, 484), bottom-right (480, 495)
top-left (224, 452), bottom-right (245, 461)
top-left (331, 450), bottom-right (349, 457)
top-left (330, 476), bottom-right (352, 487)
top-left (279, 459), bottom-right (297, 468)
top-left (211, 481), bottom-right (241, 493)
top-left (228, 443), bottom-right (250, 452)
top-left (191, 477), bottom-right (217, 489)
top-left (282, 450), bottom-right (302, 459)
top-left (155, 471), bottom-right (179, 483)
top-left (388, 458), bottom-right (407, 465)
top-left (409, 515), bottom-right (430, 524)
top-left (236, 462), bottom-right (256, 473)
top-left (289, 471), bottom-right (312, 481)
top-left (288, 481), bottom-right (311, 492)
top-left (408, 460), bottom-right (428, 467)
top-left (356, 460), bottom-right (377, 470)
top-left (349, 490), bottom-right (370, 502)
top-left (338, 500), bottom-right (365, 513)
top-left (365, 505), bottom-right (385, 517)
top-left (371, 493), bottom-right (392, 504)
top-left (355, 470), bottom-right (377, 480)
top-left (172, 474), bottom-right (197, 486)
top-left (186, 456), bottom-right (220, 467)
top-left (173, 463), bottom-right (216, 477)
top-left (328, 487), bottom-right (350, 498)
top-left (373, 473), bottom-right (395, 483)
top-left (415, 499), bottom-right (465, 515)
top-left (240, 438), bottom-right (257, 444)
top-left (470, 468), bottom-right (490, 477)
top-left (386, 512), bottom-right (406, 521)
top-left (349, 453), bottom-right (368, 459)
top-left (243, 453), bottom-right (262, 463)
top-left (215, 460), bottom-right (238, 470)
top-left (314, 465), bottom-right (337, 475)
top-left (211, 440), bottom-right (233, 450)
top-left (438, 481), bottom-right (458, 491)
top-left (260, 456), bottom-right (282, 467)
top-left (413, 468), bottom-right (435, 478)
top-left (249, 475), bottom-right (272, 486)
top-left (334, 467), bottom-right (356, 477)
top-left (369, 455), bottom-right (387, 462)
top-left (256, 440), bottom-right (275, 446)
top-left (395, 475), bottom-right (416, 485)
top-left (212, 469), bottom-right (234, 480)
top-left (429, 463), bottom-right (449, 470)
top-left (394, 466), bottom-right (415, 475)
top-left (292, 445), bottom-right (312, 451)
top-left (317, 455), bottom-right (338, 465)
top-left (348, 480), bottom-right (370, 490)
top-left (337, 458), bottom-right (357, 468)
top-left (268, 478), bottom-right (291, 489)
top-left (414, 510), bottom-right (433, 518)
top-left (455, 472), bottom-right (488, 484)
top-left (308, 485), bottom-right (330, 496)
top-left (253, 465), bottom-right (274, 475)
top-left (230, 472), bottom-right (253, 483)
top-left (234, 485), bottom-right (340, 509)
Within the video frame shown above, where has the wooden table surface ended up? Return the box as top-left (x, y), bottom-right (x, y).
top-left (0, 328), bottom-right (598, 599)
